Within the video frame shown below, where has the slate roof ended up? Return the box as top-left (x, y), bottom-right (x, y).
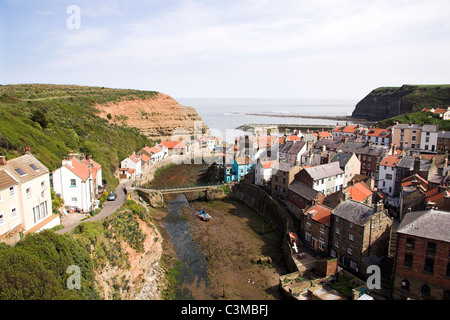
top-left (279, 141), bottom-right (294, 153)
top-left (288, 141), bottom-right (306, 154)
top-left (332, 200), bottom-right (376, 226)
top-left (288, 180), bottom-right (321, 201)
top-left (438, 131), bottom-right (450, 139)
top-left (337, 142), bottom-right (367, 155)
top-left (304, 162), bottom-right (344, 180)
top-left (330, 153), bottom-right (353, 169)
top-left (397, 209), bottom-right (450, 243)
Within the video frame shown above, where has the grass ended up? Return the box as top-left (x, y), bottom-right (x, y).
top-left (0, 84), bottom-right (157, 188)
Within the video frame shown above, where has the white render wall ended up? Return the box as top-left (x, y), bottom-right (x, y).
top-left (52, 166), bottom-right (93, 212)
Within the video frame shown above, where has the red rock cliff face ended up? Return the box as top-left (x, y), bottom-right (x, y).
top-left (95, 93), bottom-right (207, 141)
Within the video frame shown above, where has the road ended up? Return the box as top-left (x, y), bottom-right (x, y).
top-left (56, 179), bottom-right (133, 234)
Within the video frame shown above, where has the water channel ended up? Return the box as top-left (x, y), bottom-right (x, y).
top-left (163, 193), bottom-right (214, 299)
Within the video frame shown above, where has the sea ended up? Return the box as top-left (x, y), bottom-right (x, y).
top-left (176, 98), bottom-right (359, 143)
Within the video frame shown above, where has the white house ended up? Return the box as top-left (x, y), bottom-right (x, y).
top-left (1, 151), bottom-right (59, 244)
top-left (297, 162), bottom-right (345, 196)
top-left (255, 160), bottom-right (278, 186)
top-left (196, 135), bottom-right (215, 150)
top-left (120, 153), bottom-right (142, 178)
top-left (420, 124), bottom-right (438, 153)
top-left (52, 156), bottom-right (98, 213)
top-left (377, 155), bottom-right (401, 207)
top-left (138, 144), bottom-right (168, 164)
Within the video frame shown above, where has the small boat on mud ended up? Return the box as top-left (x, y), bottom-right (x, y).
top-left (198, 210), bottom-right (212, 221)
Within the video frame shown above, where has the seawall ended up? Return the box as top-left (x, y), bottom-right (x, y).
top-left (232, 183), bottom-right (298, 273)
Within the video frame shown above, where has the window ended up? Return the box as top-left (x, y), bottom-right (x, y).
top-left (335, 217), bottom-right (339, 222)
top-left (305, 233), bottom-right (311, 242)
top-left (349, 233), bottom-right (354, 241)
top-left (386, 174), bottom-right (393, 180)
top-left (347, 248), bottom-right (353, 255)
top-left (420, 285), bottom-right (431, 298)
top-left (14, 168), bottom-right (26, 176)
top-left (349, 222), bottom-right (353, 229)
top-left (306, 222), bottom-right (311, 231)
top-left (26, 187), bottom-right (32, 199)
top-left (11, 207), bottom-right (17, 218)
top-left (400, 279), bottom-right (410, 291)
top-left (335, 227), bottom-right (340, 234)
top-left (9, 186), bottom-right (14, 197)
top-left (70, 179), bottom-right (76, 187)
top-left (41, 181), bottom-right (45, 191)
top-left (29, 163), bottom-right (39, 171)
top-left (404, 253), bottom-right (413, 268)
top-left (424, 258), bottom-right (434, 274)
top-left (350, 260), bottom-right (358, 270)
top-left (0, 213), bottom-right (3, 225)
top-left (334, 241), bottom-right (339, 248)
top-left (320, 230), bottom-right (325, 240)
top-left (318, 240), bottom-right (325, 250)
top-left (426, 242), bottom-right (436, 255)
top-left (406, 238), bottom-right (415, 250)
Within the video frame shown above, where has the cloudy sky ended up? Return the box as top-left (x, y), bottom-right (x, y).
top-left (1, 0), bottom-right (449, 100)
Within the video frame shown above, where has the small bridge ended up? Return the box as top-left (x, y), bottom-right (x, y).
top-left (132, 182), bottom-right (230, 195)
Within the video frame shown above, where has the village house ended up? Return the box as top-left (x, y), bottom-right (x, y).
top-left (138, 144), bottom-right (168, 164)
top-left (0, 151), bottom-right (59, 244)
top-left (159, 140), bottom-right (187, 156)
top-left (0, 148), bottom-right (61, 241)
top-left (271, 163), bottom-right (302, 200)
top-left (343, 181), bottom-right (373, 205)
top-left (392, 209), bottom-right (450, 300)
top-left (294, 162), bottom-right (344, 196)
top-left (286, 140), bottom-right (307, 165)
top-left (195, 135), bottom-right (215, 150)
top-left (360, 128), bottom-right (392, 146)
top-left (330, 152), bottom-right (361, 187)
top-left (254, 160), bottom-right (278, 187)
top-left (332, 123), bottom-right (360, 140)
top-left (52, 153), bottom-right (101, 213)
top-left (279, 141), bottom-right (294, 163)
top-left (437, 131), bottom-right (450, 154)
top-left (377, 155), bottom-right (402, 206)
top-left (286, 180), bottom-right (325, 219)
top-left (330, 200), bottom-right (393, 274)
top-left (224, 156), bottom-right (254, 183)
top-left (301, 203), bottom-right (333, 254)
top-left (432, 107), bottom-right (450, 120)
top-left (0, 167), bottom-right (21, 243)
top-left (120, 153), bottom-right (142, 179)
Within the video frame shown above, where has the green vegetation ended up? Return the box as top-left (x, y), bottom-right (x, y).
top-left (330, 276), bottom-right (359, 297)
top-left (0, 84), bottom-right (158, 188)
top-left (0, 199), bottom-right (152, 300)
top-left (375, 111), bottom-right (450, 131)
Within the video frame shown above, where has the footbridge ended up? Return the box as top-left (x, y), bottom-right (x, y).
top-left (131, 182), bottom-right (230, 195)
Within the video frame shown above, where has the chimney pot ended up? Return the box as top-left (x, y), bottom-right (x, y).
top-left (0, 156), bottom-right (6, 166)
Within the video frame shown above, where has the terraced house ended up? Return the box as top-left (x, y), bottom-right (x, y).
top-left (392, 209), bottom-right (450, 300)
top-left (0, 151), bottom-right (59, 244)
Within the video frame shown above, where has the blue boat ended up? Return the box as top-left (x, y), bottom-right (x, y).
top-left (198, 210), bottom-right (212, 221)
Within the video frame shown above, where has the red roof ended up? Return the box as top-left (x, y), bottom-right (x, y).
top-left (380, 155), bottom-right (401, 167)
top-left (366, 128), bottom-right (391, 138)
top-left (345, 182), bottom-right (372, 202)
top-left (261, 160), bottom-right (278, 169)
top-left (304, 203), bottom-right (332, 226)
top-left (65, 158), bottom-right (91, 182)
top-left (334, 125), bottom-right (358, 133)
top-left (160, 141), bottom-right (186, 149)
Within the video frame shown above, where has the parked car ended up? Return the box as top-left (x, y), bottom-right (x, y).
top-left (107, 192), bottom-right (117, 201)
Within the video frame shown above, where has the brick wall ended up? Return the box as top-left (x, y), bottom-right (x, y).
top-left (393, 233), bottom-right (450, 299)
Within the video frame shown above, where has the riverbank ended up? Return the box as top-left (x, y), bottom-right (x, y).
top-left (182, 200), bottom-right (288, 300)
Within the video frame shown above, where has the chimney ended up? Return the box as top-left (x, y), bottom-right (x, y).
top-left (25, 147), bottom-right (31, 155)
top-left (68, 150), bottom-right (75, 160)
top-left (376, 200), bottom-right (384, 212)
top-left (0, 156), bottom-right (6, 166)
top-left (62, 156), bottom-right (72, 167)
top-left (413, 156), bottom-right (421, 174)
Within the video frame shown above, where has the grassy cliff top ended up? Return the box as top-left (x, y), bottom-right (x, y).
top-left (0, 83), bottom-right (158, 188)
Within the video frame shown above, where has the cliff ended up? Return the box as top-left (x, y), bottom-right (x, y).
top-left (95, 93), bottom-right (208, 141)
top-left (351, 85), bottom-right (450, 121)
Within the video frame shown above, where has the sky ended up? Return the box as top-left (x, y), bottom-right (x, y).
top-left (0, 0), bottom-right (449, 100)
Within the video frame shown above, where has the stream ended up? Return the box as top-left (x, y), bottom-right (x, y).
top-left (163, 193), bottom-right (214, 300)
